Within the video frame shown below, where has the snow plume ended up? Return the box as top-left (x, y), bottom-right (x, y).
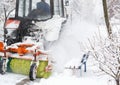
top-left (48, 0), bottom-right (107, 72)
top-left (71, 0), bottom-right (104, 24)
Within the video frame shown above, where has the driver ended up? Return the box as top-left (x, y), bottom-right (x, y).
top-left (28, 0), bottom-right (51, 20)
top-left (37, 0), bottom-right (50, 12)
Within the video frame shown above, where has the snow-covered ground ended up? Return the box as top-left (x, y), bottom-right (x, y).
top-left (0, 56), bottom-right (113, 85)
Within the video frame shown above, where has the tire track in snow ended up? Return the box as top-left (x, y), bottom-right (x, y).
top-left (16, 78), bottom-right (31, 85)
top-left (16, 78), bottom-right (41, 85)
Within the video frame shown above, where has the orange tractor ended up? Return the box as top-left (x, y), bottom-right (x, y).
top-left (0, 0), bottom-right (69, 81)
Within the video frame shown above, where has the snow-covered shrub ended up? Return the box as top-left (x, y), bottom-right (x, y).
top-left (89, 30), bottom-right (120, 85)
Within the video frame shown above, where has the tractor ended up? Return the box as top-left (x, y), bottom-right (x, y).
top-left (0, 0), bottom-right (70, 80)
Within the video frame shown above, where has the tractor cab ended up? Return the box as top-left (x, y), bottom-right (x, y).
top-left (14, 0), bottom-right (66, 21)
top-left (5, 0), bottom-right (68, 45)
top-left (15, 0), bottom-right (52, 21)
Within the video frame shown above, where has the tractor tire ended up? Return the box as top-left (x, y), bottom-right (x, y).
top-left (29, 63), bottom-right (37, 81)
top-left (0, 59), bottom-right (7, 74)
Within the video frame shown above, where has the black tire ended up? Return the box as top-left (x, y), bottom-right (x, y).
top-left (0, 59), bottom-right (7, 74)
top-left (29, 63), bottom-right (37, 81)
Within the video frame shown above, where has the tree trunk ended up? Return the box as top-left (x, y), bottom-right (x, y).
top-left (115, 79), bottom-right (119, 85)
top-left (61, 0), bottom-right (64, 17)
top-left (102, 0), bottom-right (112, 36)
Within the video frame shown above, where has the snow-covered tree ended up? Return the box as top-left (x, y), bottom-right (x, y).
top-left (71, 0), bottom-right (94, 21)
top-left (89, 31), bottom-right (120, 85)
top-left (0, 0), bottom-right (15, 58)
top-left (108, 0), bottom-right (120, 21)
top-left (0, 0), bottom-right (16, 36)
top-left (0, 0), bottom-right (16, 23)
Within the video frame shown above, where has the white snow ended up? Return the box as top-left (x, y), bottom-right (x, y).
top-left (36, 15), bottom-right (66, 41)
top-left (65, 58), bottom-right (82, 68)
top-left (0, 0), bottom-right (118, 85)
top-left (0, 73), bottom-right (28, 85)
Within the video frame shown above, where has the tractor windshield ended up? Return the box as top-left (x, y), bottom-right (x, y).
top-left (16, 0), bottom-right (51, 21)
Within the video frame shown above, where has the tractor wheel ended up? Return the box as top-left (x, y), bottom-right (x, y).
top-left (0, 59), bottom-right (7, 74)
top-left (29, 63), bottom-right (37, 81)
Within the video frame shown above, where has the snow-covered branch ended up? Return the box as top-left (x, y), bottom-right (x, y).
top-left (107, 0), bottom-right (120, 21)
top-left (89, 30), bottom-right (120, 85)
top-left (0, 0), bottom-right (16, 23)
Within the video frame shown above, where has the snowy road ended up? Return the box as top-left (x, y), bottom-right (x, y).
top-left (0, 73), bottom-right (41, 85)
top-left (0, 60), bottom-right (111, 85)
top-left (0, 71), bottom-right (109, 85)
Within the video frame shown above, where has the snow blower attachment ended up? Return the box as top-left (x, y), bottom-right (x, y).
top-left (0, 0), bottom-right (70, 81)
top-left (0, 41), bottom-right (52, 80)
